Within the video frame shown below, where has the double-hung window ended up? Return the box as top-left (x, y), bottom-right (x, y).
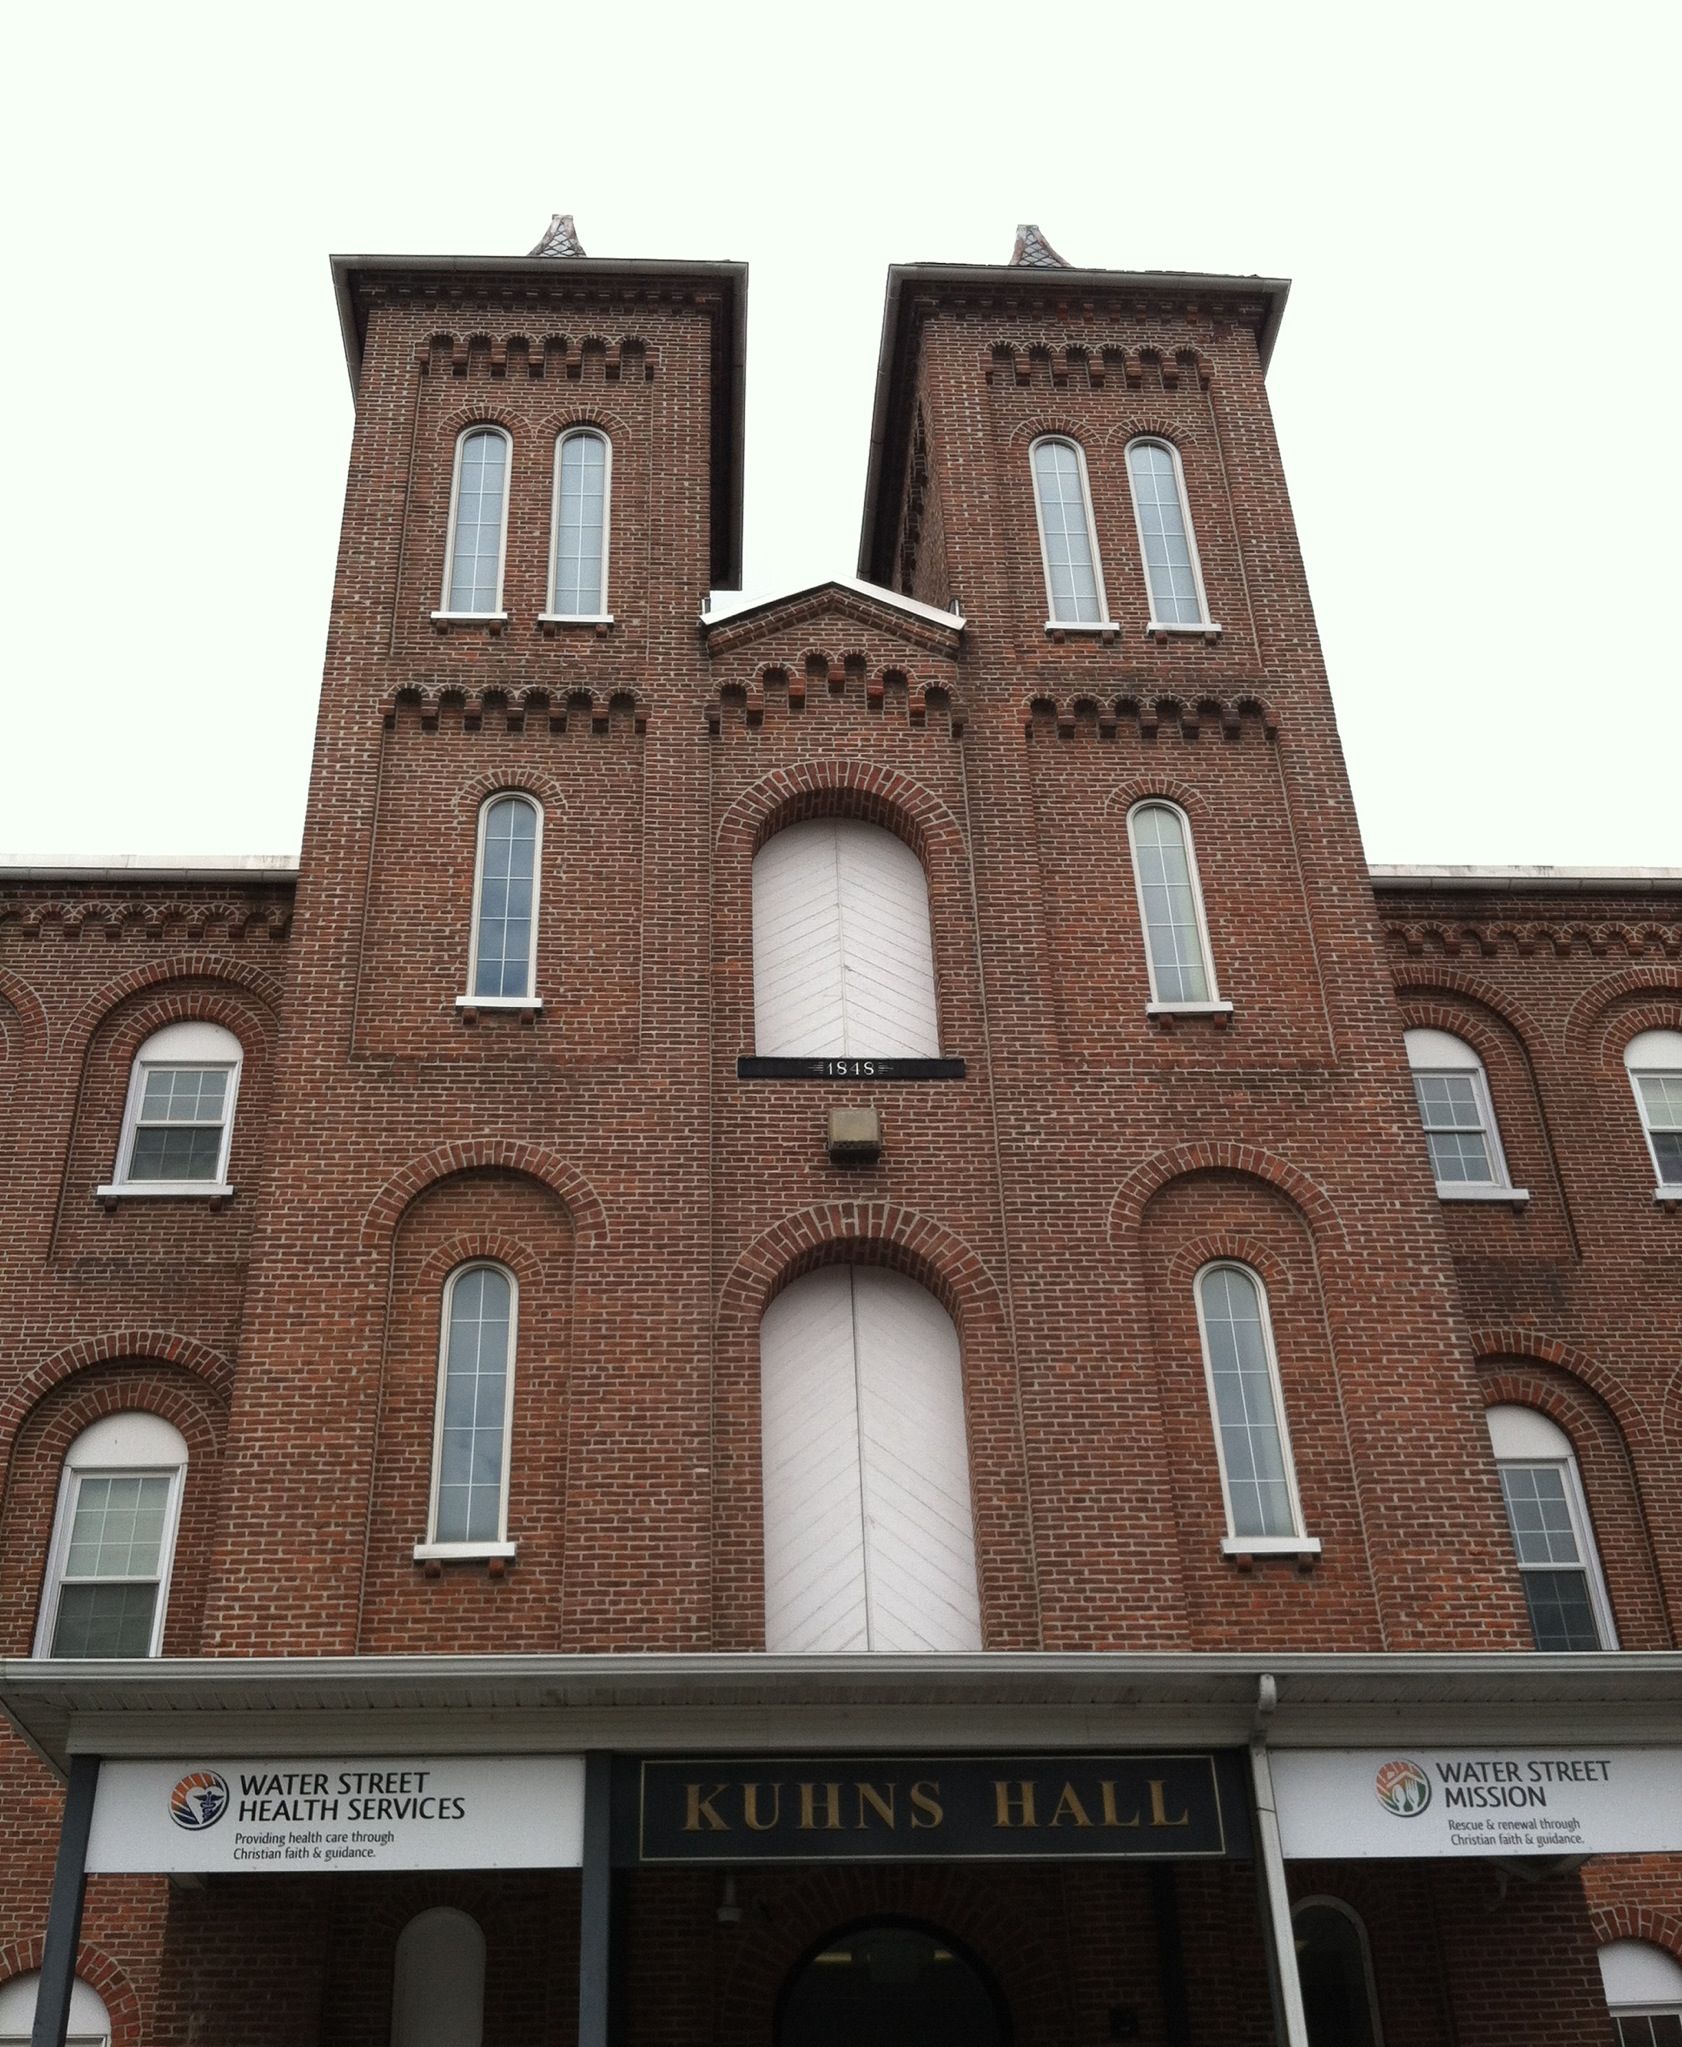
top-left (546, 428), bottom-right (610, 618)
top-left (1486, 1404), bottom-right (1616, 1651)
top-left (1624, 1029), bottom-right (1682, 1192)
top-left (464, 794), bottom-right (542, 1005)
top-left (440, 426), bottom-right (511, 618)
top-left (1030, 436), bottom-right (1109, 626)
top-left (1127, 801), bottom-right (1222, 1010)
top-left (1194, 1263), bottom-right (1317, 1555)
top-left (418, 1262), bottom-right (518, 1559)
top-left (35, 1413), bottom-right (189, 1659)
top-left (1125, 437), bottom-right (1213, 629)
top-left (1404, 1028), bottom-right (1523, 1199)
top-left (103, 1020), bottom-right (243, 1197)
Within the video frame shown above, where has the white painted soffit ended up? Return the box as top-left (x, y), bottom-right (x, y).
top-left (701, 575), bottom-right (965, 634)
top-left (3, 1653), bottom-right (1679, 1772)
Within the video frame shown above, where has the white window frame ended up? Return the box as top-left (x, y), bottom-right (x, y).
top-left (540, 427), bottom-right (614, 624)
top-left (1124, 436), bottom-right (1216, 633)
top-left (434, 425), bottom-right (512, 623)
top-left (1126, 799), bottom-right (1230, 1016)
top-left (34, 1413), bottom-right (189, 1660)
top-left (459, 792), bottom-right (544, 1011)
top-left (1292, 1896), bottom-right (1385, 2047)
top-left (0, 1968), bottom-right (112, 2046)
top-left (1403, 1028), bottom-right (1529, 1204)
top-left (1028, 434), bottom-right (1113, 631)
top-left (415, 1261), bottom-right (519, 1562)
top-left (98, 1019), bottom-right (243, 1200)
top-left (1193, 1261), bottom-right (1319, 1557)
top-left (1486, 1404), bottom-right (1618, 1652)
top-left (1623, 1028), bottom-right (1682, 1198)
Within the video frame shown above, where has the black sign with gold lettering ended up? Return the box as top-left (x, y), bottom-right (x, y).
top-left (626, 1754), bottom-right (1247, 1864)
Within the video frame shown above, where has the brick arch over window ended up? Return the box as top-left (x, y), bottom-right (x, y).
top-left (1102, 774), bottom-right (1211, 821)
top-left (360, 1143), bottom-right (607, 1251)
top-left (0, 966), bottom-right (47, 1055)
top-left (0, 1331), bottom-right (233, 1478)
top-left (0, 1941), bottom-right (140, 2047)
top-left (1477, 1355), bottom-right (1673, 1651)
top-left (1590, 1904), bottom-right (1682, 1963)
top-left (1109, 1143), bottom-right (1345, 1252)
top-left (452, 766), bottom-right (570, 814)
top-left (712, 1205), bottom-right (1038, 1654)
top-left (1470, 1328), bottom-right (1658, 1452)
top-left (57, 954), bottom-right (284, 1061)
top-left (718, 758), bottom-right (966, 870)
top-left (1564, 968), bottom-right (1682, 1066)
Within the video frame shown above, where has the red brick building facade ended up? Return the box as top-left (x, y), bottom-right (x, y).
top-left (1, 219), bottom-right (1677, 2045)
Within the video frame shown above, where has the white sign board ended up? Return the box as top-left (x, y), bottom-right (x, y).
top-left (85, 1756), bottom-right (585, 1873)
top-left (1273, 1747), bottom-right (1682, 1860)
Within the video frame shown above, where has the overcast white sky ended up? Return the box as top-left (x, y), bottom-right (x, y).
top-left (4, 0), bottom-right (1676, 868)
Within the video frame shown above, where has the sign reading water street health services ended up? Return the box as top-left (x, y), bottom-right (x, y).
top-left (1272, 1748), bottom-right (1682, 1860)
top-left (85, 1756), bottom-right (585, 1874)
top-left (631, 1753), bottom-right (1249, 1863)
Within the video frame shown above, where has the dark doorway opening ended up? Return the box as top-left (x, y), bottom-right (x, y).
top-left (777, 1919), bottom-right (1009, 2047)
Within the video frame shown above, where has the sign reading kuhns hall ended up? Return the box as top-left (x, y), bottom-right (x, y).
top-left (1272, 1748), bottom-right (1682, 1861)
top-left (85, 1756), bottom-right (586, 1874)
top-left (632, 1754), bottom-right (1247, 1864)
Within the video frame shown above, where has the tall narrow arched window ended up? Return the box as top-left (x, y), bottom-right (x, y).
top-left (1624, 1029), bottom-right (1682, 1191)
top-left (422, 1264), bottom-right (517, 1557)
top-left (760, 1265), bottom-right (982, 1653)
top-left (391, 1907), bottom-right (485, 2047)
top-left (752, 818), bottom-right (939, 1058)
top-left (1600, 1940), bottom-right (1682, 2044)
top-left (1030, 436), bottom-right (1108, 624)
top-left (780, 1924), bottom-right (1007, 2047)
top-left (105, 1019), bottom-right (244, 1195)
top-left (1294, 1900), bottom-right (1383, 2047)
top-left (441, 426), bottom-right (511, 616)
top-left (548, 428), bottom-right (610, 617)
top-left (1486, 1405), bottom-right (1617, 1651)
top-left (35, 1413), bottom-right (189, 1658)
top-left (1127, 800), bottom-right (1220, 1007)
top-left (1126, 437), bottom-right (1212, 628)
top-left (1194, 1263), bottom-right (1313, 1552)
top-left (0, 1969), bottom-right (112, 2047)
top-left (465, 794), bottom-right (542, 1003)
top-left (1403, 1028), bottom-right (1522, 1198)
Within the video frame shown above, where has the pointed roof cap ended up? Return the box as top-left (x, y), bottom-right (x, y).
top-left (529, 212), bottom-right (587, 258)
top-left (1010, 224), bottom-right (1070, 268)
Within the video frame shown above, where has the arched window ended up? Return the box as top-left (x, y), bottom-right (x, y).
top-left (778, 1923), bottom-right (1006, 2047)
top-left (752, 818), bottom-right (939, 1058)
top-left (547, 428), bottom-right (610, 617)
top-left (391, 1907), bottom-right (486, 2047)
top-left (1127, 800), bottom-right (1219, 1007)
top-left (1600, 1939), bottom-right (1682, 2045)
top-left (760, 1265), bottom-right (981, 1653)
top-left (466, 794), bottom-right (542, 1003)
top-left (421, 1264), bottom-right (518, 1557)
top-left (35, 1413), bottom-right (188, 1659)
top-left (1404, 1028), bottom-right (1519, 1197)
top-left (1624, 1029), bottom-right (1682, 1190)
top-left (106, 1019), bottom-right (243, 1194)
top-left (1194, 1263), bottom-right (1313, 1551)
top-left (0, 1969), bottom-right (112, 2046)
top-left (1030, 436), bottom-right (1108, 625)
top-left (441, 426), bottom-right (511, 616)
top-left (1125, 437), bottom-right (1211, 628)
top-left (1293, 1899), bottom-right (1383, 2047)
top-left (1486, 1405), bottom-right (1617, 1651)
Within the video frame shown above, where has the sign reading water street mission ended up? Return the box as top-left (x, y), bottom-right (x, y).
top-left (85, 1756), bottom-right (585, 1874)
top-left (631, 1754), bottom-right (1246, 1863)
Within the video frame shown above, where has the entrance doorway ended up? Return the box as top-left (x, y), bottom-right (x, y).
top-left (778, 1921), bottom-right (1007, 2047)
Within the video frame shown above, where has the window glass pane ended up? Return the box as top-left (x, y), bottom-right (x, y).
top-left (1413, 1071), bottom-right (1496, 1184)
top-left (1498, 1465), bottom-right (1582, 1565)
top-left (50, 1580), bottom-right (159, 1658)
top-left (139, 1066), bottom-right (227, 1123)
top-left (129, 1125), bottom-right (223, 1181)
top-left (1638, 1075), bottom-right (1682, 1181)
top-left (1127, 442), bottom-right (1203, 624)
top-left (1296, 1905), bottom-right (1378, 2047)
top-left (552, 432), bottom-right (607, 614)
top-left (1033, 441), bottom-right (1102, 622)
top-left (447, 430), bottom-right (508, 613)
top-left (436, 1269), bottom-right (512, 1543)
top-left (473, 799), bottom-right (537, 998)
top-left (1199, 1268), bottom-right (1294, 1538)
top-left (1519, 1569), bottom-right (1602, 1651)
top-left (1132, 806), bottom-right (1210, 1003)
top-left (63, 1474), bottom-right (171, 1579)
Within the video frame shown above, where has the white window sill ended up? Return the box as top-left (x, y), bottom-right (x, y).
top-left (455, 995), bottom-right (544, 1011)
top-left (1043, 619), bottom-right (1120, 638)
top-left (412, 1540), bottom-right (517, 1562)
top-left (1147, 620), bottom-right (1222, 637)
top-left (1147, 1000), bottom-right (1234, 1018)
top-left (1437, 1184), bottom-right (1531, 1206)
top-left (430, 609), bottom-right (509, 628)
top-left (95, 1183), bottom-right (234, 1202)
top-left (1655, 1187), bottom-right (1682, 1206)
top-left (1221, 1535), bottom-right (1322, 1558)
top-left (537, 612), bottom-right (615, 627)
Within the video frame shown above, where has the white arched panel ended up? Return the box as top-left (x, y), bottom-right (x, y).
top-left (752, 819), bottom-right (939, 1058)
top-left (1601, 1940), bottom-right (1682, 2007)
top-left (0, 1969), bottom-right (111, 2044)
top-left (761, 1265), bottom-right (981, 1653)
top-left (391, 1907), bottom-right (485, 2047)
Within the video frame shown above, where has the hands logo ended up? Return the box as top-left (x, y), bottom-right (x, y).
top-left (1374, 1759), bottom-right (1432, 1818)
top-left (169, 1770), bottom-right (230, 1831)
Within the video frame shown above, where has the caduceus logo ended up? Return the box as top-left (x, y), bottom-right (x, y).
top-left (1374, 1758), bottom-right (1432, 1818)
top-left (169, 1770), bottom-right (230, 1831)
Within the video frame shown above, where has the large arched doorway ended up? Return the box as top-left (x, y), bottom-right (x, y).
top-left (778, 1921), bottom-right (1008, 2047)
